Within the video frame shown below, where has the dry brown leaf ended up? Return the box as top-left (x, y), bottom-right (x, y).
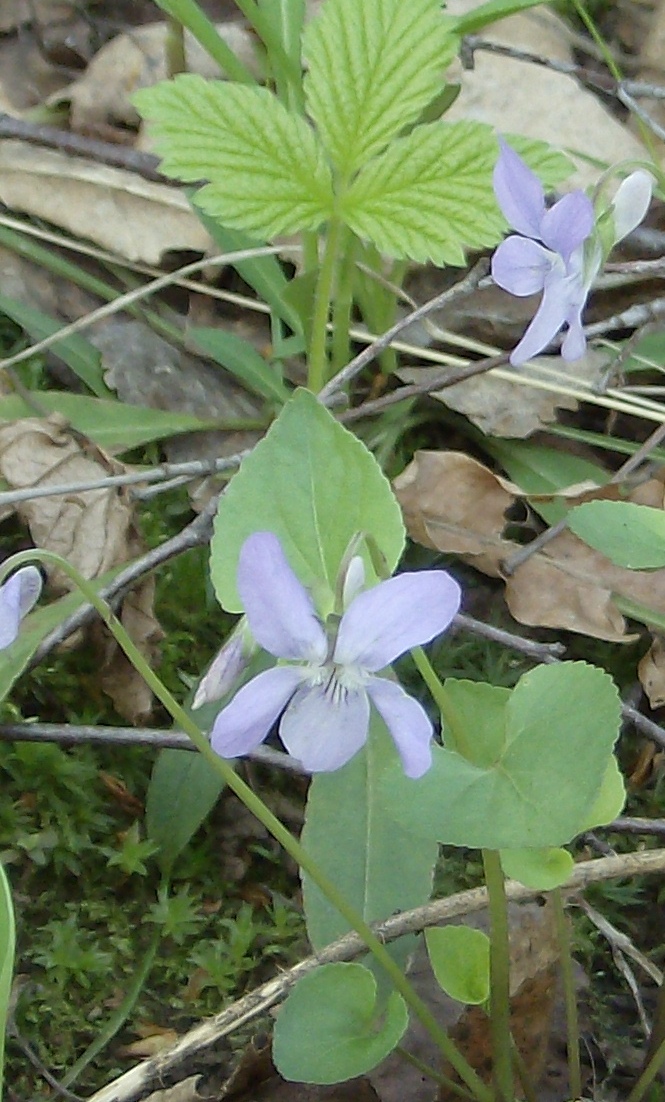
top-left (444, 2), bottom-right (647, 188)
top-left (50, 21), bottom-right (261, 132)
top-left (395, 450), bottom-right (665, 645)
top-left (397, 351), bottom-right (606, 438)
top-left (0, 414), bottom-right (162, 721)
top-left (0, 0), bottom-right (30, 32)
top-left (0, 141), bottom-right (211, 263)
top-left (638, 636), bottom-right (665, 709)
top-left (117, 1029), bottom-right (180, 1060)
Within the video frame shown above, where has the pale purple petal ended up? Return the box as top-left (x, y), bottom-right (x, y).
top-left (493, 139), bottom-right (545, 238)
top-left (211, 665), bottom-right (303, 757)
top-left (0, 566), bottom-right (42, 650)
top-left (510, 277), bottom-right (572, 365)
top-left (193, 629), bottom-right (248, 708)
top-left (492, 236), bottom-right (554, 296)
top-left (367, 678), bottom-right (433, 778)
top-left (540, 191), bottom-right (594, 262)
top-left (611, 170), bottom-right (653, 243)
top-left (561, 306), bottom-right (587, 361)
top-left (334, 571), bottom-right (461, 672)
top-left (237, 532), bottom-right (327, 663)
top-left (279, 683), bottom-right (370, 771)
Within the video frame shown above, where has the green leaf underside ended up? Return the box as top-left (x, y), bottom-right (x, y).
top-left (301, 716), bottom-right (437, 954)
top-left (210, 389), bottom-right (405, 612)
top-left (134, 76), bottom-right (334, 238)
top-left (0, 862), bottom-right (14, 1098)
top-left (273, 963), bottom-right (408, 1084)
top-left (383, 662), bottom-right (621, 849)
top-left (425, 926), bottom-right (490, 1004)
top-left (0, 392), bottom-right (217, 451)
top-left (341, 121), bottom-right (503, 264)
top-left (303, 0), bottom-right (457, 177)
top-left (146, 749), bottom-right (224, 877)
top-left (500, 847), bottom-right (574, 891)
top-left (568, 500), bottom-right (665, 569)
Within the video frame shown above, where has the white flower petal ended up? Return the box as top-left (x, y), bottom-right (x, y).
top-left (334, 571), bottom-right (460, 672)
top-left (279, 682), bottom-right (370, 772)
top-left (211, 665), bottom-right (302, 758)
top-left (611, 170), bottom-right (653, 243)
top-left (237, 532), bottom-right (327, 662)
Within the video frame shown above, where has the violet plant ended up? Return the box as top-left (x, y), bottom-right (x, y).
top-left (0, 0), bottom-right (661, 1099)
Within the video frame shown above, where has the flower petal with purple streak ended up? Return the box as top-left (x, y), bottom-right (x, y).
top-left (493, 139), bottom-right (545, 238)
top-left (279, 681), bottom-right (370, 772)
top-left (539, 191), bottom-right (594, 262)
top-left (491, 236), bottom-right (555, 297)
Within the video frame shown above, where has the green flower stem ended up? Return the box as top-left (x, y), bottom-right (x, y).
top-left (308, 216), bottom-right (344, 391)
top-left (553, 888), bottom-right (581, 1100)
top-left (395, 1046), bottom-right (477, 1101)
top-left (411, 646), bottom-right (473, 759)
top-left (4, 550), bottom-right (492, 1102)
top-left (331, 227), bottom-right (356, 375)
top-left (627, 1034), bottom-right (665, 1102)
top-left (482, 849), bottom-right (514, 1102)
top-left (231, 0), bottom-right (303, 99)
top-left (152, 0), bottom-right (257, 83)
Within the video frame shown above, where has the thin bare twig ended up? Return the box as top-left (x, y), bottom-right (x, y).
top-left (318, 259), bottom-right (490, 404)
top-left (87, 848), bottom-right (665, 1102)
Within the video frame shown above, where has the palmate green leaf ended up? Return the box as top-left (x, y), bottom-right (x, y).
top-left (273, 963), bottom-right (408, 1084)
top-left (303, 0), bottom-right (457, 178)
top-left (301, 715), bottom-right (437, 958)
top-left (134, 75), bottom-right (334, 239)
top-left (383, 662), bottom-right (621, 849)
top-left (0, 862), bottom-right (14, 1099)
top-left (210, 389), bottom-right (405, 612)
top-left (341, 121), bottom-right (503, 264)
top-left (568, 500), bottom-right (665, 569)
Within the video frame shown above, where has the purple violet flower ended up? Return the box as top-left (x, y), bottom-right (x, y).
top-left (0, 566), bottom-right (42, 650)
top-left (491, 141), bottom-right (653, 366)
top-left (211, 532), bottom-right (461, 778)
top-left (491, 139), bottom-right (595, 365)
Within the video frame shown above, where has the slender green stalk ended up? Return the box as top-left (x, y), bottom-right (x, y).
top-left (331, 227), bottom-right (356, 374)
top-left (60, 925), bottom-right (161, 1087)
top-left (510, 1039), bottom-right (537, 1102)
top-left (395, 1045), bottom-right (477, 1100)
top-left (411, 646), bottom-right (473, 759)
top-left (482, 849), bottom-right (514, 1102)
top-left (231, 0), bottom-right (303, 98)
top-left (626, 1034), bottom-right (665, 1102)
top-left (153, 0), bottom-right (257, 82)
top-left (3, 550), bottom-right (493, 1102)
top-left (553, 889), bottom-right (581, 1100)
top-left (308, 217), bottom-right (343, 391)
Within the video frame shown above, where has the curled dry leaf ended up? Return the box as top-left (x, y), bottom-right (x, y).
top-left (0, 414), bottom-right (162, 721)
top-left (394, 450), bottom-right (665, 646)
top-left (0, 141), bottom-right (211, 264)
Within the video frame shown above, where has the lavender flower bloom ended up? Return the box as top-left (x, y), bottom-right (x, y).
top-left (491, 141), bottom-right (652, 365)
top-left (0, 566), bottom-right (42, 650)
top-left (491, 140), bottom-right (595, 365)
top-left (211, 532), bottom-right (461, 777)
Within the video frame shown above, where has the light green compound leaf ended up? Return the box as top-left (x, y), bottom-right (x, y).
top-left (383, 662), bottom-right (621, 849)
top-left (0, 294), bottom-right (111, 399)
top-left (134, 75), bottom-right (334, 239)
top-left (0, 392), bottom-right (217, 452)
top-left (210, 389), bottom-right (405, 612)
top-left (146, 749), bottom-right (224, 877)
top-left (500, 847), bottom-right (574, 890)
top-left (341, 121), bottom-right (504, 265)
top-left (301, 715), bottom-right (438, 954)
top-left (273, 962), bottom-right (408, 1084)
top-left (303, 0), bottom-right (457, 177)
top-left (425, 926), bottom-right (490, 1005)
top-left (190, 327), bottom-right (290, 404)
top-left (0, 863), bottom-right (14, 1099)
top-left (568, 500), bottom-right (665, 569)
